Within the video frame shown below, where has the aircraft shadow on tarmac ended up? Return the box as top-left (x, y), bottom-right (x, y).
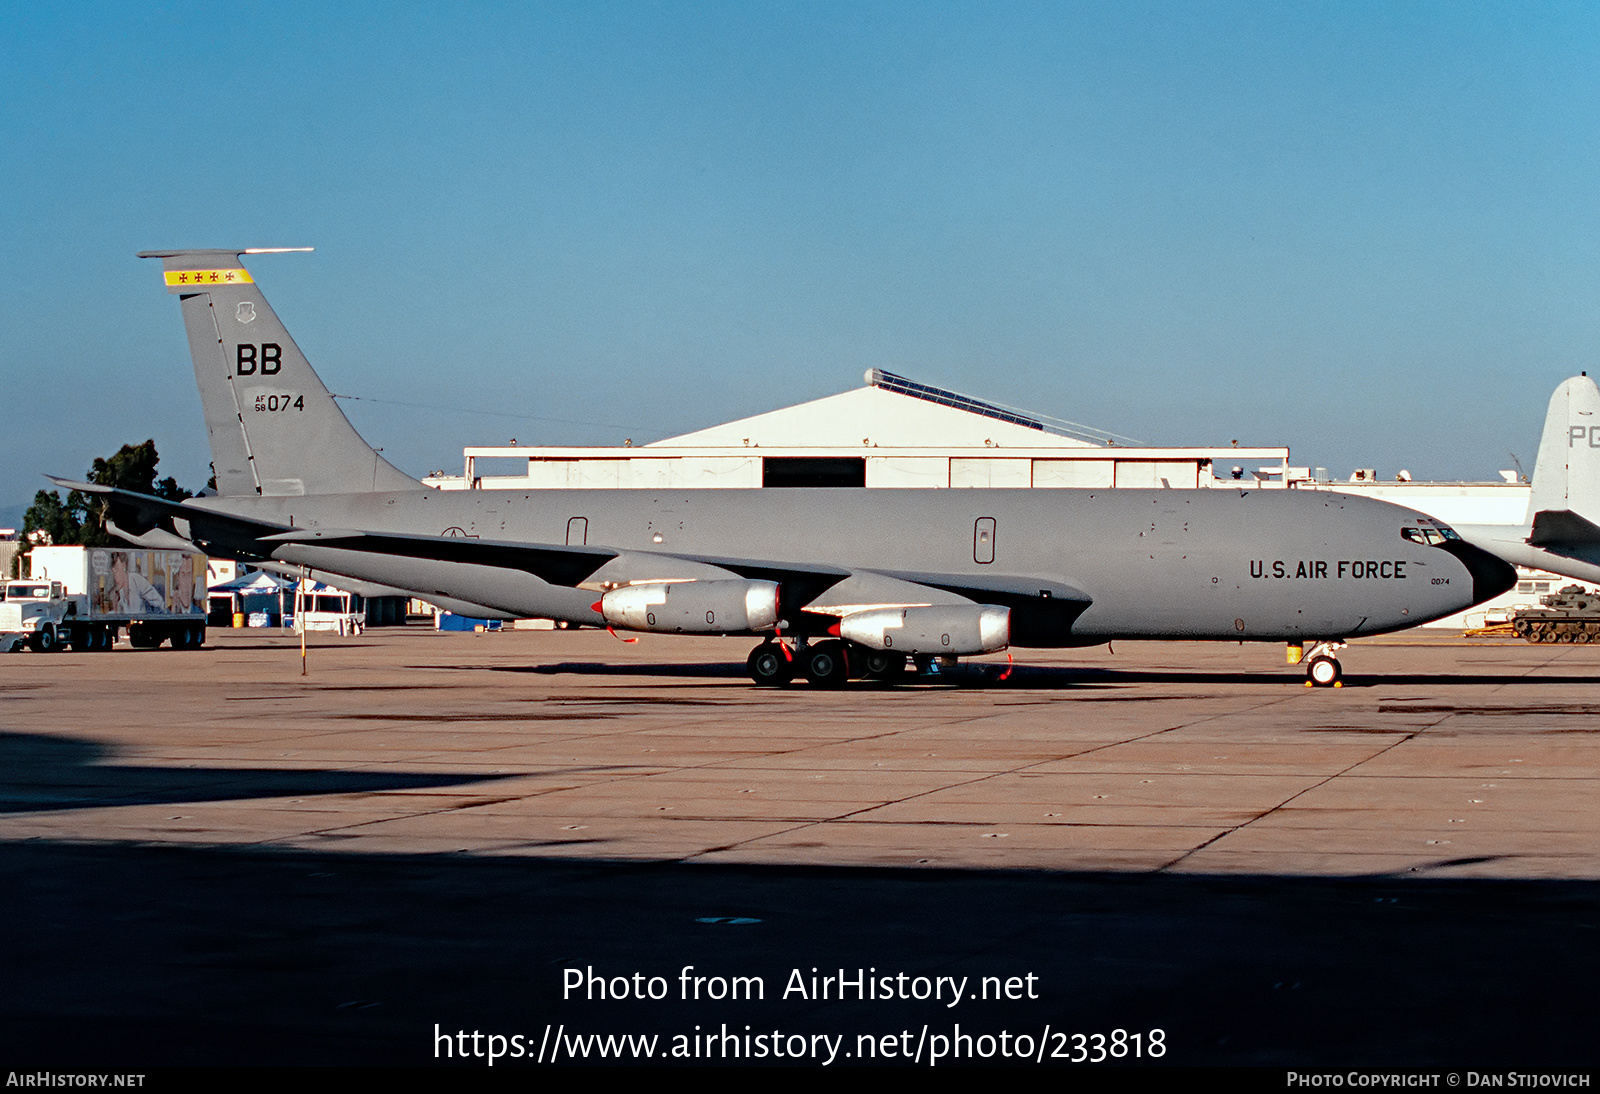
top-left (0, 838), bottom-right (1596, 1068)
top-left (0, 731), bottom-right (510, 814)
top-left (1, 739), bottom-right (1597, 1067)
top-left (420, 660), bottom-right (1600, 690)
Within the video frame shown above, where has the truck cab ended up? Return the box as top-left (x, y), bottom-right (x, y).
top-left (0, 580), bottom-right (70, 651)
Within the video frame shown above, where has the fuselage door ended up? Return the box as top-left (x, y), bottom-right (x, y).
top-left (567, 517), bottom-right (588, 546)
top-left (974, 517), bottom-right (996, 564)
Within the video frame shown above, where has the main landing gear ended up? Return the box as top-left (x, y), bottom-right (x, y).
top-left (746, 642), bottom-right (793, 686)
top-left (1295, 641), bottom-right (1346, 688)
top-left (745, 639), bottom-right (916, 687)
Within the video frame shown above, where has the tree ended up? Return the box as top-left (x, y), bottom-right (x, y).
top-left (21, 488), bottom-right (83, 546)
top-left (22, 440), bottom-right (194, 548)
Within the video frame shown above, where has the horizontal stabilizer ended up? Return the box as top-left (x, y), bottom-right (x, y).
top-left (50, 477), bottom-right (291, 556)
top-left (1528, 508), bottom-right (1600, 548)
top-left (53, 477), bottom-right (622, 588)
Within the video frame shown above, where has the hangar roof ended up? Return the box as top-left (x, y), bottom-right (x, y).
top-left (649, 370), bottom-right (1103, 450)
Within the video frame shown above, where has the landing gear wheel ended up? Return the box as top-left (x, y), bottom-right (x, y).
top-left (861, 648), bottom-right (907, 683)
top-left (747, 643), bottom-right (793, 686)
top-left (1307, 656), bottom-right (1341, 687)
top-left (804, 640), bottom-right (849, 688)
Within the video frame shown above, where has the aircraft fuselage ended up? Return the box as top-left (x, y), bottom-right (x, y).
top-left (187, 484), bottom-right (1506, 645)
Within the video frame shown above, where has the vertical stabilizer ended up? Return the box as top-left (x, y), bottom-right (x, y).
top-left (138, 249), bottom-right (420, 497)
top-left (1528, 374), bottom-right (1600, 522)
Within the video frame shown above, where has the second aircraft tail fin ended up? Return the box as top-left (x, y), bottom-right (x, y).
top-left (138, 249), bottom-right (420, 497)
top-left (1527, 374), bottom-right (1600, 543)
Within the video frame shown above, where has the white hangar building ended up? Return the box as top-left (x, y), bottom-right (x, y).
top-left (425, 370), bottom-right (1291, 493)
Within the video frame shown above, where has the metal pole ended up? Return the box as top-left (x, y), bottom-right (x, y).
top-left (298, 565), bottom-right (308, 676)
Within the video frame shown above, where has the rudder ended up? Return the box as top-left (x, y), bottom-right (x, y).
top-left (138, 248), bottom-right (420, 497)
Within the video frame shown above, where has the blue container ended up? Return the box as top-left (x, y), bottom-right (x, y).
top-left (436, 613), bottom-right (501, 632)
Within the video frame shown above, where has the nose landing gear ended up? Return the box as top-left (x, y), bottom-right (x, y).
top-left (1300, 641), bottom-right (1347, 687)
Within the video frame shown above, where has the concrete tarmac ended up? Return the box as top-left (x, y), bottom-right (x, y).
top-left (2, 627), bottom-right (1597, 1067)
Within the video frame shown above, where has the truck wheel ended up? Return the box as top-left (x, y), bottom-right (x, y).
top-left (69, 627), bottom-right (91, 652)
top-left (31, 625), bottom-right (58, 653)
top-left (192, 625), bottom-right (206, 648)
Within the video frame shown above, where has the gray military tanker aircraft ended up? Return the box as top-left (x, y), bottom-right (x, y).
top-left (59, 249), bottom-right (1515, 687)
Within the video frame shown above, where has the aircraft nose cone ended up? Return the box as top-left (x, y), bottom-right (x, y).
top-left (1439, 539), bottom-right (1517, 605)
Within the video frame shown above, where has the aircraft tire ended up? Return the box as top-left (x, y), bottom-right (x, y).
top-left (1307, 655), bottom-right (1341, 687)
top-left (804, 640), bottom-right (849, 688)
top-left (747, 643), bottom-right (792, 686)
top-left (860, 648), bottom-right (907, 683)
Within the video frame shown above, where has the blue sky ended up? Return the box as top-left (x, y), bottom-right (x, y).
top-left (3, 1), bottom-right (1599, 521)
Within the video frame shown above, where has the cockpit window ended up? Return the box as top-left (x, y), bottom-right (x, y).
top-left (1401, 524), bottom-right (1461, 546)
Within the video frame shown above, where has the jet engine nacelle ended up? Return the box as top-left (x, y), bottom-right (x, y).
top-left (839, 604), bottom-right (1010, 656)
top-left (598, 579), bottom-right (780, 634)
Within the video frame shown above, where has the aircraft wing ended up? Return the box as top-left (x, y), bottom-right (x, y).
top-left (259, 528), bottom-right (619, 588)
